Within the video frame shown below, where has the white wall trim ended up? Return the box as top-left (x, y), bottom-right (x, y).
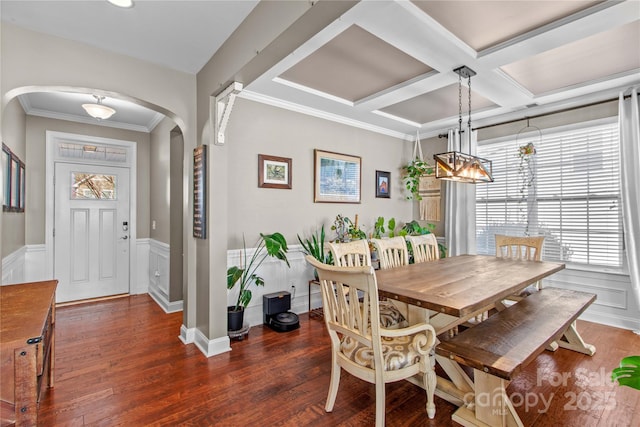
top-left (24, 244), bottom-right (47, 282)
top-left (194, 327), bottom-right (231, 357)
top-left (1, 246), bottom-right (26, 285)
top-left (227, 244), bottom-right (314, 327)
top-left (179, 325), bottom-right (196, 344)
top-left (134, 239), bottom-right (150, 295)
top-left (580, 309), bottom-right (640, 332)
top-left (147, 238), bottom-right (183, 313)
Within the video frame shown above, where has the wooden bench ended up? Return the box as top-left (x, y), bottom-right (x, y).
top-left (435, 287), bottom-right (596, 427)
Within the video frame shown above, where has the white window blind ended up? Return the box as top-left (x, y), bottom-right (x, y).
top-left (476, 121), bottom-right (623, 269)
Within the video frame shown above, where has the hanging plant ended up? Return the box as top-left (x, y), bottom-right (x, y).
top-left (517, 141), bottom-right (536, 234)
top-left (402, 158), bottom-right (433, 201)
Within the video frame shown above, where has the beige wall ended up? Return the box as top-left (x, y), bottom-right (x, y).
top-left (169, 128), bottom-right (184, 302)
top-left (478, 100), bottom-right (618, 141)
top-left (226, 98), bottom-right (415, 248)
top-left (24, 116), bottom-right (151, 243)
top-left (150, 117), bottom-right (174, 244)
top-left (1, 98), bottom-right (27, 257)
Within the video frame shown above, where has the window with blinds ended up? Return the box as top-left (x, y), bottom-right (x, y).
top-left (476, 120), bottom-right (623, 269)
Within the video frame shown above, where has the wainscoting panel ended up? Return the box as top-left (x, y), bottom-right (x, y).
top-left (1, 246), bottom-right (26, 285)
top-left (544, 267), bottom-right (639, 331)
top-left (227, 244), bottom-right (315, 327)
top-left (134, 239), bottom-right (150, 295)
top-left (147, 239), bottom-right (182, 313)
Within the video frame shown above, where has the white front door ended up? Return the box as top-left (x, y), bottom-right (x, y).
top-left (54, 162), bottom-right (130, 302)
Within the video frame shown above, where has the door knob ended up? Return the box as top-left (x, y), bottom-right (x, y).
top-left (121, 235), bottom-right (129, 240)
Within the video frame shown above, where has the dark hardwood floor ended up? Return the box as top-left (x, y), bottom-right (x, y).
top-left (38, 295), bottom-right (639, 426)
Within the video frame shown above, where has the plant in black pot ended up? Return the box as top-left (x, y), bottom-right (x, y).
top-left (227, 232), bottom-right (290, 331)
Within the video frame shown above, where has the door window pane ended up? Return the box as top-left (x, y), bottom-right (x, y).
top-left (71, 172), bottom-right (117, 200)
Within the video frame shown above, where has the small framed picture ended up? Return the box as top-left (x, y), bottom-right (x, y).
top-left (376, 170), bottom-right (390, 198)
top-left (258, 154), bottom-right (292, 189)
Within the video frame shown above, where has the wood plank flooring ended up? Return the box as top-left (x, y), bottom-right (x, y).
top-left (38, 295), bottom-right (639, 426)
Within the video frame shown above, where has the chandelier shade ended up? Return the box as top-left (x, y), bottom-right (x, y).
top-left (434, 65), bottom-right (494, 184)
top-left (82, 95), bottom-right (116, 120)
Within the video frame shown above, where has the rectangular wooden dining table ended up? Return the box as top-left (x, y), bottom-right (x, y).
top-left (374, 254), bottom-right (595, 410)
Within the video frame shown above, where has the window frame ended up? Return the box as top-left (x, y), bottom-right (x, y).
top-left (475, 117), bottom-right (626, 274)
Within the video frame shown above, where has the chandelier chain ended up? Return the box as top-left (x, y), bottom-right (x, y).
top-left (458, 72), bottom-right (463, 134)
top-left (467, 75), bottom-right (472, 133)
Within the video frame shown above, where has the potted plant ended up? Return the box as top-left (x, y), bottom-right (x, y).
top-left (298, 225), bottom-right (333, 278)
top-left (227, 232), bottom-right (290, 331)
top-left (402, 158), bottom-right (433, 200)
top-left (331, 214), bottom-right (366, 242)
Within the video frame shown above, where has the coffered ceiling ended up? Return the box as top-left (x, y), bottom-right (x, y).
top-left (243, 0), bottom-right (640, 139)
top-left (3, 0), bottom-right (639, 139)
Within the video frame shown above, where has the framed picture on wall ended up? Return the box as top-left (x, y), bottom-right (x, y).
top-left (314, 149), bottom-right (361, 203)
top-left (258, 154), bottom-right (292, 189)
top-left (375, 170), bottom-right (390, 198)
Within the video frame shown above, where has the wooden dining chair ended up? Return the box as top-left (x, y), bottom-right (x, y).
top-left (371, 236), bottom-right (409, 269)
top-left (327, 240), bottom-right (371, 267)
top-left (495, 234), bottom-right (545, 296)
top-left (405, 234), bottom-right (439, 263)
top-left (327, 240), bottom-right (406, 329)
top-left (305, 255), bottom-right (437, 427)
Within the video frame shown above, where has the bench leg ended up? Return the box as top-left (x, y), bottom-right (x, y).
top-left (452, 369), bottom-right (524, 427)
top-left (557, 321), bottom-right (596, 355)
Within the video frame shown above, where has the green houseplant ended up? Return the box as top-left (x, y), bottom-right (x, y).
top-left (298, 225), bottom-right (331, 265)
top-left (612, 356), bottom-right (640, 390)
top-left (227, 232), bottom-right (290, 331)
top-left (402, 158), bottom-right (433, 201)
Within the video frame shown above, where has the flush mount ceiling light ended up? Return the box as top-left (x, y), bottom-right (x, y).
top-left (82, 95), bottom-right (116, 120)
top-left (107, 0), bottom-right (134, 8)
top-left (434, 66), bottom-right (494, 184)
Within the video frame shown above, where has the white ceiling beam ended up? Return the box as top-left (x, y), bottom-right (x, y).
top-left (478, 1), bottom-right (640, 69)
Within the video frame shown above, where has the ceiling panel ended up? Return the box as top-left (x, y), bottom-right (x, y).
top-left (279, 24), bottom-right (433, 102)
top-left (412, 0), bottom-right (602, 51)
top-left (380, 84), bottom-right (496, 125)
top-left (501, 20), bottom-right (640, 95)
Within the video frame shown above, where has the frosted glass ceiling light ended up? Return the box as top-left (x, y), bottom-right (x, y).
top-left (107, 0), bottom-right (134, 8)
top-left (82, 95), bottom-right (116, 120)
top-left (434, 65), bottom-right (494, 184)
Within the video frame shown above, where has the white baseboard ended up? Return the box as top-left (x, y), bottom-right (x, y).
top-left (179, 325), bottom-right (196, 344)
top-left (194, 327), bottom-right (231, 357)
top-left (149, 285), bottom-right (184, 313)
top-left (580, 308), bottom-right (640, 331)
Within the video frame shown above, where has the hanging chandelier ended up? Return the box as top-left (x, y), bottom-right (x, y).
top-left (434, 66), bottom-right (493, 183)
top-left (82, 95), bottom-right (116, 120)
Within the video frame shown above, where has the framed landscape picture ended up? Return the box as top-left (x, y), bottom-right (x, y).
top-left (376, 170), bottom-right (390, 198)
top-left (258, 154), bottom-right (292, 189)
top-left (314, 149), bottom-right (361, 203)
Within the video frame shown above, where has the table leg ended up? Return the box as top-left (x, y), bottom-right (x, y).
top-left (452, 369), bottom-right (524, 427)
top-left (557, 321), bottom-right (596, 355)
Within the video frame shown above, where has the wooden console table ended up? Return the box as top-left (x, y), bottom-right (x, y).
top-left (1, 280), bottom-right (57, 426)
